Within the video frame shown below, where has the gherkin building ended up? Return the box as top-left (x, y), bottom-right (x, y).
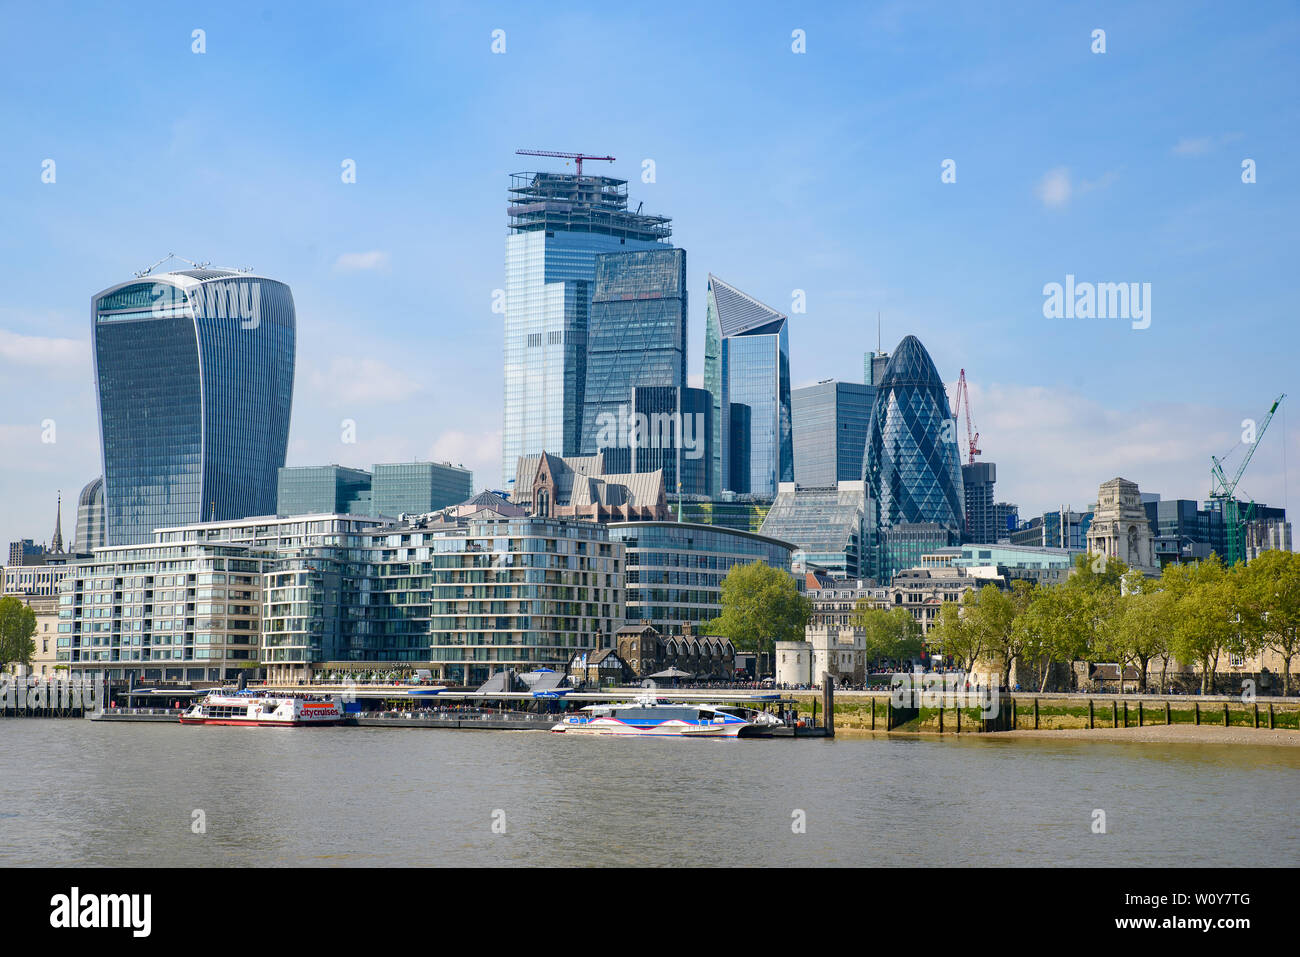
top-left (862, 335), bottom-right (965, 531)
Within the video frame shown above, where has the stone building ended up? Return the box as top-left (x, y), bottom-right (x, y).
top-left (1086, 477), bottom-right (1158, 574)
top-left (613, 623), bottom-right (735, 679)
top-left (513, 452), bottom-right (669, 522)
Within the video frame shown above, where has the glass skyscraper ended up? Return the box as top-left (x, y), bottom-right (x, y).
top-left (277, 465), bottom-right (374, 516)
top-left (791, 380), bottom-right (875, 488)
top-left (703, 275), bottom-right (792, 497)
top-left (862, 335), bottom-right (965, 581)
top-left (92, 268), bottom-right (295, 546)
top-left (580, 248), bottom-right (687, 454)
top-left (74, 476), bottom-right (105, 553)
top-left (371, 462), bottom-right (473, 517)
top-left (502, 170), bottom-right (671, 485)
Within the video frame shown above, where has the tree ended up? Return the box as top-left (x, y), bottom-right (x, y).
top-left (852, 603), bottom-right (922, 668)
top-left (1104, 581), bottom-right (1172, 693)
top-left (930, 595), bottom-right (983, 671)
top-left (962, 584), bottom-right (1017, 687)
top-left (1242, 548), bottom-right (1300, 695)
top-left (0, 596), bottom-right (37, 671)
top-left (1167, 555), bottom-right (1255, 694)
top-left (704, 561), bottom-right (812, 658)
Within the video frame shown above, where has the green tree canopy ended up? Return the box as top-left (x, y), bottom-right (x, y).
top-left (852, 603), bottom-right (923, 667)
top-left (0, 596), bottom-right (37, 671)
top-left (704, 561), bottom-right (812, 657)
top-left (1241, 547), bottom-right (1300, 695)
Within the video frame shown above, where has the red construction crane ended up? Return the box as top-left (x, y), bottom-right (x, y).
top-left (951, 369), bottom-right (981, 466)
top-left (515, 149), bottom-right (616, 177)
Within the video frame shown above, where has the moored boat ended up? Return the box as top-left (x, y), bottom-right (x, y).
top-left (179, 691), bottom-right (344, 727)
top-left (550, 696), bottom-right (779, 737)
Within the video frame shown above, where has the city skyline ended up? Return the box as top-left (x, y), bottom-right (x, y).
top-left (2, 1), bottom-right (1298, 551)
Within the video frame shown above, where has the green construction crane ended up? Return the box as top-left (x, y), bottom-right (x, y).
top-left (1210, 393), bottom-right (1286, 566)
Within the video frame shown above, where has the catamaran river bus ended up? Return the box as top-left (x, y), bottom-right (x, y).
top-left (179, 690), bottom-right (344, 727)
top-left (551, 697), bottom-right (784, 737)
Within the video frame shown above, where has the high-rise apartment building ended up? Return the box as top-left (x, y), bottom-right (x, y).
top-left (792, 380), bottom-right (875, 488)
top-left (502, 169), bottom-right (671, 485)
top-left (703, 275), bottom-right (792, 497)
top-left (92, 267), bottom-right (295, 545)
top-left (961, 462), bottom-right (998, 543)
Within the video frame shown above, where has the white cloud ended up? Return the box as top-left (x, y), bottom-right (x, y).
top-left (1172, 137), bottom-right (1213, 156)
top-left (966, 382), bottom-right (1292, 519)
top-left (306, 357), bottom-right (423, 405)
top-left (333, 250), bottom-right (391, 272)
top-left (1035, 167), bottom-right (1072, 208)
top-left (0, 329), bottom-right (87, 367)
top-left (427, 429), bottom-right (501, 488)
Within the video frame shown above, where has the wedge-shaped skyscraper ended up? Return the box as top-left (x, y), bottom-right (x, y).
top-left (92, 268), bottom-right (296, 545)
top-left (703, 275), bottom-right (792, 497)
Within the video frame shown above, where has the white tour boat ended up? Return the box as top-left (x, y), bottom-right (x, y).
top-left (550, 696), bottom-right (781, 737)
top-left (179, 691), bottom-right (344, 727)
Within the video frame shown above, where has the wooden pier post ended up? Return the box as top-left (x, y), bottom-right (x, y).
top-left (1137, 702), bottom-right (1143, 727)
top-left (1112, 701), bottom-right (1118, 728)
top-left (822, 676), bottom-right (835, 737)
top-left (1122, 701), bottom-right (1128, 728)
top-left (1165, 701), bottom-right (1171, 725)
top-left (1034, 697), bottom-right (1039, 730)
top-left (1223, 701), bottom-right (1229, 727)
top-left (938, 706), bottom-right (944, 734)
top-left (1194, 702), bottom-right (1200, 725)
top-left (955, 705), bottom-right (961, 733)
top-left (1253, 703), bottom-right (1259, 729)
top-left (1011, 697), bottom-right (1017, 730)
top-left (1269, 703), bottom-right (1275, 730)
top-left (871, 696), bottom-right (876, 730)
top-left (887, 699), bottom-right (893, 731)
top-left (1088, 699), bottom-right (1094, 729)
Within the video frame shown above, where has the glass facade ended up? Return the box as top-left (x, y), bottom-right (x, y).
top-left (580, 248), bottom-right (687, 454)
top-left (502, 172), bottom-right (671, 485)
top-left (702, 275), bottom-right (792, 497)
top-left (607, 522), bottom-right (796, 634)
top-left (862, 336), bottom-right (965, 582)
top-left (615, 385), bottom-right (711, 497)
top-left (759, 481), bottom-right (866, 578)
top-left (371, 462), bottom-right (472, 517)
top-left (277, 465), bottom-right (373, 517)
top-left (92, 271), bottom-right (295, 546)
top-left (791, 380), bottom-right (875, 488)
top-left (75, 477), bottom-right (106, 553)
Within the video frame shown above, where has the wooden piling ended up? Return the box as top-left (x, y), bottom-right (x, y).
top-left (1223, 702), bottom-right (1229, 727)
top-left (822, 677), bottom-right (835, 737)
top-left (1033, 697), bottom-right (1039, 730)
top-left (938, 706), bottom-right (944, 734)
top-left (1268, 703), bottom-right (1274, 730)
top-left (1122, 701), bottom-right (1128, 728)
top-left (1138, 701), bottom-right (1143, 727)
top-left (1253, 703), bottom-right (1259, 729)
top-left (1194, 702), bottom-right (1200, 725)
top-left (1011, 697), bottom-right (1017, 730)
top-left (1088, 699), bottom-right (1094, 729)
top-left (1112, 701), bottom-right (1118, 728)
top-left (1165, 701), bottom-right (1171, 725)
top-left (955, 706), bottom-right (961, 733)
top-left (871, 696), bottom-right (876, 730)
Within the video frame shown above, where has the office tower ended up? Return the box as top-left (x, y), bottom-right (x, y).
top-left (863, 336), bottom-right (965, 580)
top-left (75, 477), bottom-right (106, 553)
top-left (864, 350), bottom-right (890, 387)
top-left (703, 275), bottom-right (792, 497)
top-left (961, 461), bottom-right (998, 543)
top-left (792, 380), bottom-right (875, 487)
top-left (580, 248), bottom-right (687, 455)
top-left (615, 385), bottom-right (712, 498)
top-left (993, 502), bottom-right (1019, 539)
top-left (277, 465), bottom-right (374, 516)
top-left (502, 168), bottom-right (671, 485)
top-left (760, 481), bottom-right (867, 578)
top-left (7, 540), bottom-right (43, 567)
top-left (371, 462), bottom-right (472, 517)
top-left (92, 267), bottom-right (295, 545)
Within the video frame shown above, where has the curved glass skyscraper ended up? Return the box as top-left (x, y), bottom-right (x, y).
top-left (92, 268), bottom-right (295, 545)
top-left (863, 335), bottom-right (964, 579)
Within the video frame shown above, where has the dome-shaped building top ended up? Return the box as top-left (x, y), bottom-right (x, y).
top-left (862, 335), bottom-right (965, 530)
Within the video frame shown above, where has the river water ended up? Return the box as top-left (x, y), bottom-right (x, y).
top-left (2, 721), bottom-right (1296, 867)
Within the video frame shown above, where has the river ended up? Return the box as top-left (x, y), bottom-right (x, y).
top-left (2, 721), bottom-right (1296, 866)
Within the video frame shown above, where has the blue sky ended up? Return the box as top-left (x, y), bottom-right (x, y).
top-left (1, 0), bottom-right (1298, 550)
